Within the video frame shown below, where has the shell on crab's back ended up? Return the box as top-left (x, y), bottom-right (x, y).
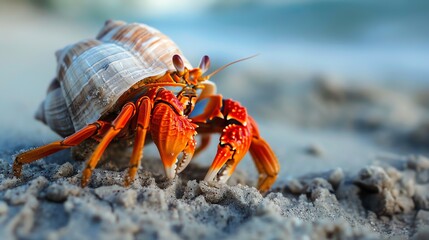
top-left (36, 20), bottom-right (191, 136)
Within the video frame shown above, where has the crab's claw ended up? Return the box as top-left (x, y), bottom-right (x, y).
top-left (151, 103), bottom-right (197, 179)
top-left (199, 97), bottom-right (280, 193)
top-left (204, 124), bottom-right (252, 184)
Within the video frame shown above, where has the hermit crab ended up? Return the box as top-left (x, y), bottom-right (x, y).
top-left (13, 20), bottom-right (279, 192)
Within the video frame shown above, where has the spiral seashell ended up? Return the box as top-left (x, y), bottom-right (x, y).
top-left (36, 20), bottom-right (192, 136)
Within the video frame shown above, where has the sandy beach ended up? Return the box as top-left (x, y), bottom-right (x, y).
top-left (1, 2), bottom-right (429, 239)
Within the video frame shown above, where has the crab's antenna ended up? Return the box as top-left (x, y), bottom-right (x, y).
top-left (200, 54), bottom-right (259, 81)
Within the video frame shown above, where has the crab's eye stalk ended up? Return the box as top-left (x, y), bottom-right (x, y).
top-left (199, 55), bottom-right (210, 74)
top-left (173, 54), bottom-right (185, 76)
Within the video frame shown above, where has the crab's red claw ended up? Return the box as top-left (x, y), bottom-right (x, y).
top-left (176, 137), bottom-right (196, 174)
top-left (150, 103), bottom-right (197, 179)
top-left (204, 124), bottom-right (252, 183)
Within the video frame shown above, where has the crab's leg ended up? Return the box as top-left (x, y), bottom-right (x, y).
top-left (248, 117), bottom-right (280, 193)
top-left (204, 123), bottom-right (252, 183)
top-left (13, 121), bottom-right (109, 177)
top-left (124, 97), bottom-right (152, 186)
top-left (198, 98), bottom-right (252, 183)
top-left (81, 103), bottom-right (136, 187)
top-left (191, 96), bottom-right (279, 192)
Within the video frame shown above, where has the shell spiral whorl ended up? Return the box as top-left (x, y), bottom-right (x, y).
top-left (37, 20), bottom-right (192, 136)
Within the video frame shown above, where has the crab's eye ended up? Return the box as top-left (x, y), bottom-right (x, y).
top-left (199, 55), bottom-right (210, 74)
top-left (173, 54), bottom-right (185, 75)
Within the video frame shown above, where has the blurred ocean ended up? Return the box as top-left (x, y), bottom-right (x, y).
top-left (2, 0), bottom-right (429, 88)
top-left (27, 0), bottom-right (429, 84)
top-left (147, 0), bottom-right (429, 85)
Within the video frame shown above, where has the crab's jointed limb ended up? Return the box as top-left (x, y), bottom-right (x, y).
top-left (190, 96), bottom-right (280, 192)
top-left (81, 103), bottom-right (136, 187)
top-left (247, 116), bottom-right (280, 192)
top-left (14, 87), bottom-right (197, 187)
top-left (149, 88), bottom-right (197, 180)
top-left (124, 96), bottom-right (151, 186)
top-left (13, 121), bottom-right (110, 177)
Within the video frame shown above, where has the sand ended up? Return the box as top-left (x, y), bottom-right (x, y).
top-left (1, 153), bottom-right (429, 239)
top-left (2, 2), bottom-right (429, 240)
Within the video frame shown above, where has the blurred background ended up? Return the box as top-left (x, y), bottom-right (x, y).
top-left (1, 0), bottom-right (429, 185)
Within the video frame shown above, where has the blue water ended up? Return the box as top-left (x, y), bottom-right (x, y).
top-left (126, 0), bottom-right (429, 85)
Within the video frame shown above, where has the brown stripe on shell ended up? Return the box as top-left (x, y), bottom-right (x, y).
top-left (99, 22), bottom-right (192, 72)
top-left (57, 39), bottom-right (103, 82)
top-left (129, 28), bottom-right (153, 53)
top-left (133, 31), bottom-right (156, 53)
top-left (111, 24), bottom-right (133, 42)
top-left (125, 24), bottom-right (144, 44)
top-left (47, 78), bottom-right (60, 93)
top-left (128, 31), bottom-right (151, 52)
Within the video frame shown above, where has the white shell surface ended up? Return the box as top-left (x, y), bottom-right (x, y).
top-left (39, 21), bottom-right (192, 135)
top-left (36, 82), bottom-right (75, 137)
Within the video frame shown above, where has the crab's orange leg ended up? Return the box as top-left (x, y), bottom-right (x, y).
top-left (81, 103), bottom-right (136, 187)
top-left (190, 95), bottom-right (223, 123)
top-left (191, 96), bottom-right (279, 192)
top-left (204, 123), bottom-right (252, 183)
top-left (124, 97), bottom-right (152, 186)
top-left (248, 117), bottom-right (279, 193)
top-left (192, 97), bottom-right (251, 182)
top-left (13, 121), bottom-right (109, 177)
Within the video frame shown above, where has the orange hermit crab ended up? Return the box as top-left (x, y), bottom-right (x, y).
top-left (13, 20), bottom-right (279, 192)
